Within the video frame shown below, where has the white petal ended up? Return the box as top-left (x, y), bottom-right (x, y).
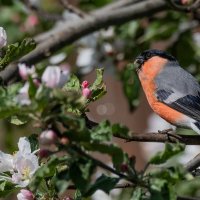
top-left (0, 151), bottom-right (13, 172)
top-left (18, 137), bottom-right (31, 155)
top-left (42, 66), bottom-right (61, 88)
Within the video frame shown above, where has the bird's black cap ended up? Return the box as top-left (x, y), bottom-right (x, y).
top-left (134, 49), bottom-right (177, 70)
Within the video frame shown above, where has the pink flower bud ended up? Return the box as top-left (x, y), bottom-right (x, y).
top-left (38, 149), bottom-right (51, 158)
top-left (18, 63), bottom-right (36, 80)
top-left (82, 88), bottom-right (92, 99)
top-left (27, 15), bottom-right (39, 27)
top-left (39, 130), bottom-right (57, 145)
top-left (60, 137), bottom-right (69, 145)
top-left (0, 27), bottom-right (7, 48)
top-left (81, 80), bottom-right (89, 88)
top-left (17, 189), bottom-right (34, 200)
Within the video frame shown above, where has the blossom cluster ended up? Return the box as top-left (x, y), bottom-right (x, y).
top-left (0, 137), bottom-right (39, 199)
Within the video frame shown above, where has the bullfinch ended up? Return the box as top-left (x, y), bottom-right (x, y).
top-left (134, 49), bottom-right (200, 134)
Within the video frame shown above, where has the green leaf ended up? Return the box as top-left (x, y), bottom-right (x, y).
top-left (74, 190), bottom-right (82, 200)
top-left (28, 134), bottom-right (39, 152)
top-left (0, 83), bottom-right (22, 119)
top-left (83, 143), bottom-right (126, 169)
top-left (0, 38), bottom-right (36, 69)
top-left (90, 68), bottom-right (106, 101)
top-left (63, 74), bottom-right (80, 91)
top-left (120, 63), bottom-right (140, 111)
top-left (112, 123), bottom-right (130, 138)
top-left (149, 143), bottom-right (185, 165)
top-left (69, 158), bottom-right (95, 193)
top-left (9, 115), bottom-right (27, 125)
top-left (90, 120), bottom-right (112, 142)
top-left (0, 181), bottom-right (17, 197)
top-left (131, 188), bottom-right (143, 200)
top-left (30, 156), bottom-right (70, 192)
top-left (85, 174), bottom-right (119, 196)
top-left (176, 177), bottom-right (200, 197)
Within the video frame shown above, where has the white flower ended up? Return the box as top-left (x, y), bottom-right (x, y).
top-left (42, 66), bottom-right (69, 88)
top-left (18, 63), bottom-right (36, 80)
top-left (0, 137), bottom-right (39, 187)
top-left (17, 189), bottom-right (34, 200)
top-left (0, 27), bottom-right (7, 48)
top-left (15, 82), bottom-right (31, 105)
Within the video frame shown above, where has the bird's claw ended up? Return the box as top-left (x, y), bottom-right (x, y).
top-left (158, 128), bottom-right (173, 134)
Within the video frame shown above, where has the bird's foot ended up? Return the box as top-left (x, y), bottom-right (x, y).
top-left (158, 128), bottom-right (173, 134)
top-left (158, 128), bottom-right (182, 142)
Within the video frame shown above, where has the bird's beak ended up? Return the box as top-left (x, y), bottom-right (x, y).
top-left (134, 56), bottom-right (144, 72)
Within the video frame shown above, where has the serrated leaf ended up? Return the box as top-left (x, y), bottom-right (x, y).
top-left (0, 83), bottom-right (22, 119)
top-left (0, 181), bottom-right (17, 197)
top-left (0, 38), bottom-right (36, 69)
top-left (121, 63), bottom-right (140, 111)
top-left (84, 174), bottom-right (119, 196)
top-left (28, 134), bottom-right (39, 152)
top-left (63, 74), bottom-right (80, 91)
top-left (9, 115), bottom-right (27, 125)
top-left (131, 187), bottom-right (143, 200)
top-left (150, 143), bottom-right (185, 165)
top-left (112, 123), bottom-right (130, 138)
top-left (83, 143), bottom-right (126, 169)
top-left (69, 159), bottom-right (95, 193)
top-left (74, 190), bottom-right (82, 200)
top-left (90, 68), bottom-right (106, 101)
top-left (90, 120), bottom-right (112, 142)
top-left (30, 156), bottom-right (70, 192)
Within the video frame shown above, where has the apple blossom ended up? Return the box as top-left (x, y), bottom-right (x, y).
top-left (0, 137), bottom-right (39, 187)
top-left (42, 66), bottom-right (69, 88)
top-left (17, 189), bottom-right (34, 200)
top-left (18, 63), bottom-right (36, 80)
top-left (15, 82), bottom-right (31, 105)
top-left (0, 27), bottom-right (7, 48)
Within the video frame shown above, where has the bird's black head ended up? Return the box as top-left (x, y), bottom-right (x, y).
top-left (134, 49), bottom-right (177, 71)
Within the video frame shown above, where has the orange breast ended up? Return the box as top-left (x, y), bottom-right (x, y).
top-left (138, 56), bottom-right (185, 124)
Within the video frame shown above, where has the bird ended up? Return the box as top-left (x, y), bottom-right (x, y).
top-left (134, 49), bottom-right (200, 135)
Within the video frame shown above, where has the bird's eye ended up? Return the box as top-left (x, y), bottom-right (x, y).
top-left (146, 52), bottom-right (151, 59)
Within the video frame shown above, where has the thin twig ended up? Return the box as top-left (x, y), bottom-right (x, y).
top-left (71, 145), bottom-right (134, 183)
top-left (60, 0), bottom-right (87, 18)
top-left (67, 183), bottom-right (134, 190)
top-left (166, 0), bottom-right (200, 12)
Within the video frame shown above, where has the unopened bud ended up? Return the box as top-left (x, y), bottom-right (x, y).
top-left (38, 149), bottom-right (51, 158)
top-left (120, 163), bottom-right (128, 172)
top-left (81, 80), bottom-right (89, 88)
top-left (0, 27), bottom-right (7, 48)
top-left (17, 189), bottom-right (34, 200)
top-left (82, 88), bottom-right (92, 99)
top-left (39, 130), bottom-right (57, 145)
top-left (60, 137), bottom-right (69, 145)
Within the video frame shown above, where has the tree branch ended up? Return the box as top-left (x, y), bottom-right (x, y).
top-left (114, 132), bottom-right (200, 145)
top-left (185, 153), bottom-right (200, 172)
top-left (0, 0), bottom-right (167, 83)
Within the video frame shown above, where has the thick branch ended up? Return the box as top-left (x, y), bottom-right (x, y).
top-left (185, 153), bottom-right (200, 172)
top-left (114, 132), bottom-right (200, 145)
top-left (0, 0), bottom-right (167, 83)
